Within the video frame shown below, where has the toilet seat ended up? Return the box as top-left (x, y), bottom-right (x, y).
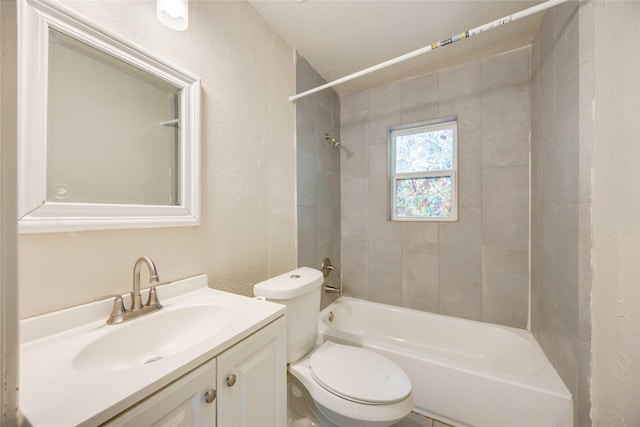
top-left (309, 341), bottom-right (411, 405)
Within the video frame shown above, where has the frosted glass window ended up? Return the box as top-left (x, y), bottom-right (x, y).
top-left (395, 128), bottom-right (454, 173)
top-left (389, 119), bottom-right (458, 221)
top-left (395, 176), bottom-right (452, 218)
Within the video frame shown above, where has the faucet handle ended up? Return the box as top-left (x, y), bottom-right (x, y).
top-left (146, 285), bottom-right (163, 309)
top-left (94, 295), bottom-right (127, 325)
top-left (321, 257), bottom-right (339, 278)
top-left (324, 284), bottom-right (342, 295)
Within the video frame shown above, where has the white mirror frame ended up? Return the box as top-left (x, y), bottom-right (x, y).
top-left (18, 0), bottom-right (201, 233)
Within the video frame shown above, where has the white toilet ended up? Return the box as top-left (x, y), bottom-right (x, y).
top-left (254, 267), bottom-right (413, 427)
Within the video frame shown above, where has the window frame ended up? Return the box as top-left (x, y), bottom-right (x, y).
top-left (388, 118), bottom-right (459, 222)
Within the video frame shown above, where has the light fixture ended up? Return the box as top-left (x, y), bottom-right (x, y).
top-left (157, 0), bottom-right (188, 31)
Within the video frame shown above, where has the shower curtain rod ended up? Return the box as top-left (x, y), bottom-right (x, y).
top-left (289, 0), bottom-right (569, 102)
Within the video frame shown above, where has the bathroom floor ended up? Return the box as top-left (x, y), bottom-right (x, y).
top-left (395, 412), bottom-right (454, 427)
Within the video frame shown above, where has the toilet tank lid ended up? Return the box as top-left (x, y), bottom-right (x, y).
top-left (253, 267), bottom-right (324, 300)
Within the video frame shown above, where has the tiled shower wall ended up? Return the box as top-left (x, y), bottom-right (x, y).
top-left (340, 47), bottom-right (531, 329)
top-left (295, 54), bottom-right (342, 307)
top-left (530, 2), bottom-right (593, 426)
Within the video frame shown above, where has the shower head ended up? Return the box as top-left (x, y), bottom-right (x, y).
top-left (324, 133), bottom-right (342, 149)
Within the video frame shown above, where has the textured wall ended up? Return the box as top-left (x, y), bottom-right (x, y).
top-left (591, 0), bottom-right (640, 425)
top-left (340, 47), bottom-right (530, 329)
top-left (529, 2), bottom-right (593, 425)
top-left (295, 54), bottom-right (341, 308)
top-left (18, 0), bottom-right (296, 318)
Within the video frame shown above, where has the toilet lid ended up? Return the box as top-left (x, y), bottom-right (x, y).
top-left (309, 341), bottom-right (411, 405)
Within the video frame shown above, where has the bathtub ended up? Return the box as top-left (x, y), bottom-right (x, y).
top-left (317, 297), bottom-right (572, 427)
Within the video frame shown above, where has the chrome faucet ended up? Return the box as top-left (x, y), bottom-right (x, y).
top-left (98, 256), bottom-right (164, 325)
top-left (132, 256), bottom-right (161, 311)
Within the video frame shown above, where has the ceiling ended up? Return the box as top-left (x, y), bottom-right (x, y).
top-left (249, 0), bottom-right (545, 96)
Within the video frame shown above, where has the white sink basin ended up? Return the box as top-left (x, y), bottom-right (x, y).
top-left (20, 275), bottom-right (286, 427)
top-left (73, 304), bottom-right (232, 373)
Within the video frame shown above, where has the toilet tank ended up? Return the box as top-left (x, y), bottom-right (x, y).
top-left (253, 267), bottom-right (324, 363)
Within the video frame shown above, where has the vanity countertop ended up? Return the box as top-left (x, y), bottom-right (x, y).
top-left (19, 274), bottom-right (285, 426)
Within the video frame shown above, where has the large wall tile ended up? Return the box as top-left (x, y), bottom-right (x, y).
top-left (579, 61), bottom-right (594, 203)
top-left (341, 90), bottom-right (368, 121)
top-left (369, 237), bottom-right (402, 274)
top-left (317, 100), bottom-right (333, 132)
top-left (369, 233), bottom-right (403, 307)
top-left (402, 222), bottom-right (439, 247)
top-left (555, 70), bottom-right (580, 204)
top-left (532, 299), bottom-right (556, 365)
top-left (482, 110), bottom-right (530, 168)
top-left (401, 73), bottom-right (439, 124)
top-left (555, 1), bottom-right (579, 88)
top-left (578, 202), bottom-right (592, 341)
top-left (340, 114), bottom-right (369, 178)
top-left (482, 84), bottom-right (530, 121)
top-left (296, 56), bottom-right (334, 112)
top-left (368, 143), bottom-right (402, 241)
top-left (297, 129), bottom-right (317, 207)
top-left (341, 238), bottom-right (369, 299)
top-left (342, 176), bottom-right (369, 238)
top-left (482, 47), bottom-right (531, 90)
top-left (401, 215), bottom-right (440, 312)
top-left (439, 60), bottom-right (482, 133)
top-left (578, 1), bottom-right (593, 66)
top-left (369, 269), bottom-right (403, 306)
top-left (317, 178), bottom-right (340, 247)
top-left (439, 207), bottom-right (483, 321)
top-left (578, 339), bottom-right (593, 427)
top-left (439, 274), bottom-right (482, 321)
top-left (368, 81), bottom-right (401, 145)
top-left (297, 206), bottom-right (317, 268)
top-left (331, 96), bottom-right (341, 137)
top-left (458, 130), bottom-right (482, 207)
top-left (367, 143), bottom-right (391, 219)
top-left (550, 313), bottom-right (579, 420)
top-left (482, 246), bottom-right (529, 328)
top-left (402, 244), bottom-right (439, 312)
top-left (538, 55), bottom-right (556, 154)
top-left (554, 203), bottom-right (579, 335)
top-left (539, 7), bottom-right (556, 66)
top-left (482, 166), bottom-right (529, 248)
top-left (296, 98), bottom-right (316, 135)
top-left (296, 55), bottom-right (317, 92)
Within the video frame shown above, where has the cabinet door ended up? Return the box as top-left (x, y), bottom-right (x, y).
top-left (105, 359), bottom-right (217, 427)
top-left (217, 317), bottom-right (286, 427)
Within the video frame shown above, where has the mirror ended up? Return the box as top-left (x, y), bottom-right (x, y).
top-left (18, 0), bottom-right (201, 233)
top-left (47, 30), bottom-right (182, 207)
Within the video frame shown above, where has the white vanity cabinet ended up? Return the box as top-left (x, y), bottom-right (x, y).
top-left (217, 316), bottom-right (287, 427)
top-left (104, 317), bottom-right (286, 427)
top-left (104, 359), bottom-right (217, 427)
top-left (20, 276), bottom-right (287, 426)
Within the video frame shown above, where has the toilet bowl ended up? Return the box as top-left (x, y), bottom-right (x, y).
top-left (290, 342), bottom-right (413, 426)
top-left (254, 267), bottom-right (413, 427)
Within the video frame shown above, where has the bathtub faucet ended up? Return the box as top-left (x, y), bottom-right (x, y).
top-left (321, 257), bottom-right (342, 295)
